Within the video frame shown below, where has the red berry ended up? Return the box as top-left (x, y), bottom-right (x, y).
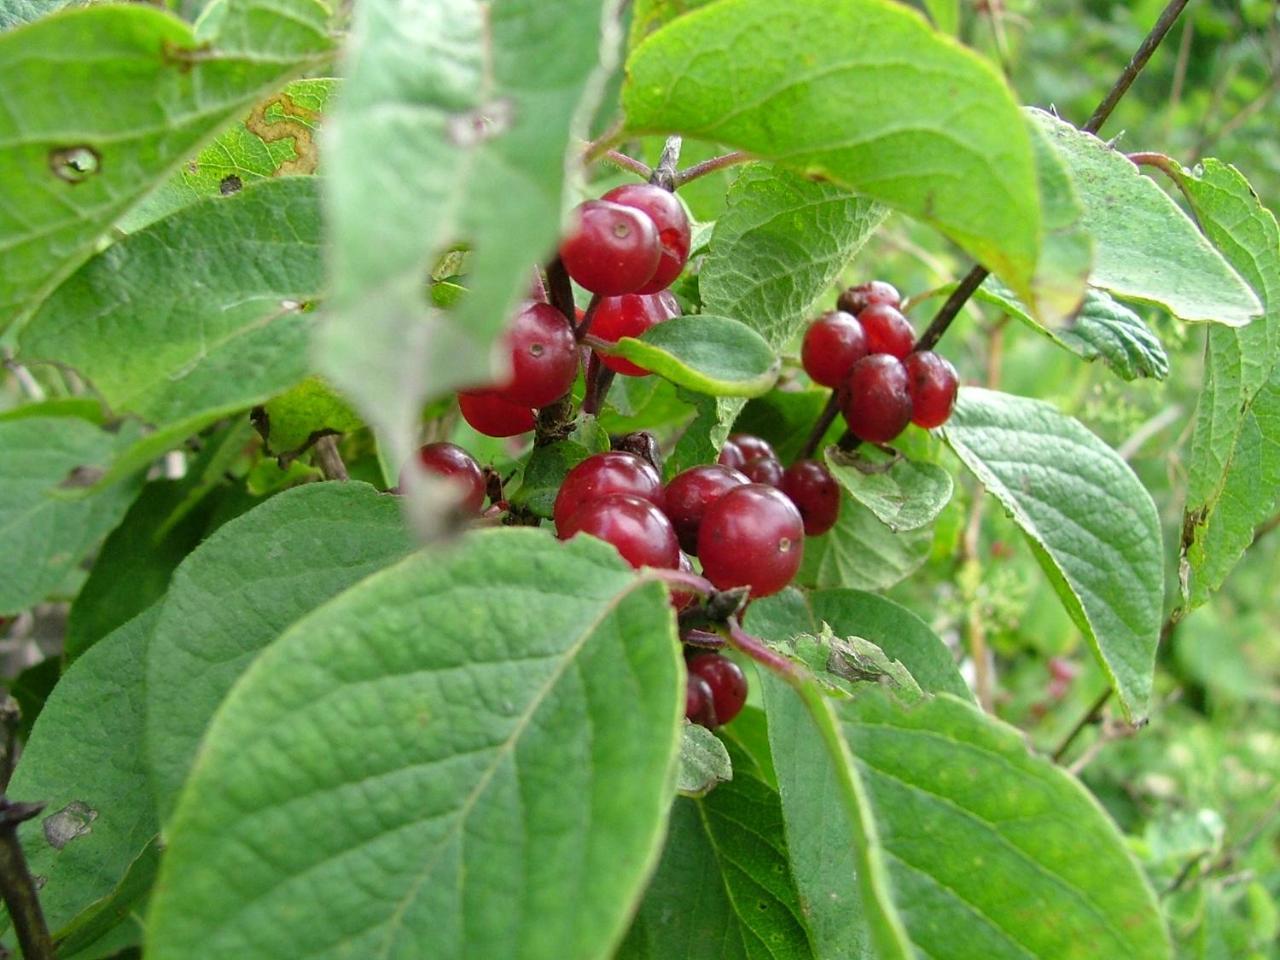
top-left (698, 484), bottom-right (804, 598)
top-left (553, 451), bottom-right (665, 534)
top-left (903, 351), bottom-right (959, 428)
top-left (717, 441), bottom-right (746, 471)
top-left (780, 459), bottom-right (840, 536)
top-left (399, 442), bottom-right (486, 512)
top-left (841, 354), bottom-right (913, 444)
top-left (591, 292), bottom-right (677, 377)
top-left (558, 493), bottom-right (679, 570)
top-left (687, 653), bottom-right (748, 726)
top-left (858, 304), bottom-right (915, 359)
top-left (602, 183), bottom-right (691, 293)
top-left (728, 434), bottom-right (776, 462)
top-left (458, 392), bottom-right (535, 438)
top-left (837, 280), bottom-right (901, 315)
top-left (495, 301), bottom-right (578, 408)
top-left (802, 310), bottom-right (868, 388)
top-left (685, 674), bottom-right (717, 726)
top-left (664, 464), bottom-right (750, 555)
top-left (560, 200), bottom-right (661, 295)
top-left (670, 551), bottom-right (697, 612)
top-left (743, 455), bottom-right (783, 487)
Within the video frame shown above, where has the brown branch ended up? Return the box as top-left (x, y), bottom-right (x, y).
top-left (1050, 686), bottom-right (1113, 762)
top-left (0, 797), bottom-right (55, 960)
top-left (312, 435), bottom-right (349, 482)
top-left (796, 392), bottom-right (841, 461)
top-left (673, 151), bottom-right (752, 187)
top-left (601, 150), bottom-right (651, 180)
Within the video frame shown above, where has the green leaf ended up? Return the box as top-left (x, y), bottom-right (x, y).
top-left (612, 316), bottom-right (779, 397)
top-left (6, 608), bottom-right (160, 939)
top-left (53, 838), bottom-right (161, 958)
top-left (259, 376), bottom-right (364, 456)
top-left (145, 481), bottom-right (415, 820)
top-left (797, 491), bottom-right (931, 591)
top-left (1030, 110), bottom-right (1261, 325)
top-left (773, 626), bottom-right (924, 700)
top-left (118, 78), bottom-right (337, 233)
top-left (677, 722), bottom-right (733, 798)
top-left (1024, 110), bottom-right (1092, 322)
top-left (824, 444), bottom-right (953, 532)
top-left (0, 417), bottom-right (142, 615)
top-left (0, 0), bottom-right (74, 32)
top-left (318, 0), bottom-right (622, 476)
top-left (942, 387), bottom-right (1163, 720)
top-left (624, 0), bottom-right (1044, 307)
top-left (617, 740), bottom-right (816, 960)
top-left (1063, 289), bottom-right (1170, 381)
top-left (840, 690), bottom-right (1172, 959)
top-left (921, 0), bottom-right (959, 33)
top-left (147, 530), bottom-right (682, 960)
top-left (1165, 160), bottom-right (1280, 609)
top-left (0, 0), bottom-right (332, 332)
top-left (510, 441), bottom-right (593, 518)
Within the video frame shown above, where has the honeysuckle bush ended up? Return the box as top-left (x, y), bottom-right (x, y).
top-left (0, 0), bottom-right (1277, 958)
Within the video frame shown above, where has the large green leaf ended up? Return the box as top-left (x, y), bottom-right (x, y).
top-left (942, 387), bottom-right (1162, 720)
top-left (624, 0), bottom-right (1044, 307)
top-left (0, 0), bottom-right (332, 333)
top-left (612, 315), bottom-right (780, 397)
top-left (147, 529), bottom-right (682, 960)
top-left (1167, 160), bottom-right (1280, 609)
top-left (0, 416), bottom-right (142, 615)
top-left (797, 491), bottom-right (931, 592)
top-left (259, 377), bottom-right (364, 455)
top-left (318, 0), bottom-right (622, 474)
top-left (0, 0), bottom-right (73, 30)
top-left (145, 482), bottom-right (415, 820)
top-left (824, 445), bottom-right (953, 533)
top-left (1030, 110), bottom-right (1261, 326)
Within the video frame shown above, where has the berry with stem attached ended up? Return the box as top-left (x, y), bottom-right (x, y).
top-left (560, 200), bottom-right (661, 295)
top-left (591, 291), bottom-right (679, 376)
top-left (698, 483), bottom-right (804, 598)
top-left (802, 310), bottom-right (868, 387)
top-left (496, 301), bottom-right (578, 408)
top-left (399, 442), bottom-right (487, 513)
top-left (458, 392), bottom-right (535, 438)
top-left (903, 351), bottom-right (959, 428)
top-left (837, 280), bottom-right (901, 316)
top-left (687, 653), bottom-right (748, 726)
top-left (553, 451), bottom-right (665, 534)
top-left (858, 303), bottom-right (916, 359)
top-left (602, 183), bottom-right (691, 293)
top-left (841, 354), bottom-right (913, 444)
top-left (664, 464), bottom-right (750, 555)
top-left (558, 493), bottom-right (680, 570)
top-left (780, 459), bottom-right (840, 536)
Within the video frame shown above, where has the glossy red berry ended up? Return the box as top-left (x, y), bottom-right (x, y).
top-left (602, 183), bottom-right (691, 293)
top-left (399, 442), bottom-right (486, 512)
top-left (560, 200), bottom-right (661, 295)
top-left (841, 354), bottom-right (913, 444)
top-left (687, 653), bottom-right (748, 726)
top-left (664, 464), bottom-right (750, 555)
top-left (670, 551), bottom-right (697, 612)
top-left (685, 673), bottom-right (717, 726)
top-left (558, 493), bottom-right (680, 570)
top-left (801, 310), bottom-right (868, 388)
top-left (717, 441), bottom-right (746, 471)
top-left (553, 451), bottom-right (665, 534)
top-left (743, 455), bottom-right (783, 487)
top-left (903, 351), bottom-right (959, 429)
top-left (495, 301), bottom-right (578, 408)
top-left (591, 292), bottom-right (678, 377)
top-left (458, 391), bottom-right (535, 438)
top-left (728, 434), bottom-right (775, 463)
top-left (837, 280), bottom-right (901, 316)
top-left (858, 303), bottom-right (916, 359)
top-left (780, 459), bottom-right (840, 536)
top-left (698, 484), bottom-right (804, 598)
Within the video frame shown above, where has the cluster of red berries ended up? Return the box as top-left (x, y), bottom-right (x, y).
top-left (803, 281), bottom-right (959, 442)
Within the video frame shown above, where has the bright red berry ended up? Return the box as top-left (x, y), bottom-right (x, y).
top-left (558, 493), bottom-right (680, 570)
top-left (553, 451), bottom-right (665, 534)
top-left (903, 351), bottom-right (959, 428)
top-left (698, 484), bottom-right (804, 598)
top-left (717, 441), bottom-right (745, 471)
top-left (687, 653), bottom-right (748, 726)
top-left (802, 310), bottom-right (868, 388)
top-left (458, 391), bottom-right (535, 438)
top-left (591, 292), bottom-right (678, 377)
top-left (728, 434), bottom-right (775, 463)
top-left (685, 673), bottom-right (717, 726)
top-left (495, 301), bottom-right (578, 408)
top-left (664, 464), bottom-right (750, 555)
top-left (602, 183), bottom-right (691, 293)
top-left (858, 304), bottom-right (915, 359)
top-left (560, 200), bottom-right (661, 296)
top-left (399, 442), bottom-right (486, 512)
top-left (837, 280), bottom-right (901, 315)
top-left (743, 455), bottom-right (783, 487)
top-left (841, 354), bottom-right (913, 444)
top-left (780, 459), bottom-right (840, 536)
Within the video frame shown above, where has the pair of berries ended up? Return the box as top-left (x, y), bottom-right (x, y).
top-left (802, 281), bottom-right (959, 443)
top-left (715, 434), bottom-right (841, 538)
top-left (685, 651), bottom-right (747, 727)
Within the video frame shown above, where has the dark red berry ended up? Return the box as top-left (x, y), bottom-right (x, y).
top-left (553, 451), bottom-right (665, 534)
top-left (801, 310), bottom-right (868, 388)
top-left (664, 464), bottom-right (750, 555)
top-left (717, 441), bottom-right (746, 471)
top-left (743, 455), bottom-right (783, 487)
top-left (698, 484), bottom-right (804, 598)
top-left (560, 200), bottom-right (661, 295)
top-left (841, 354), bottom-right (913, 444)
top-left (837, 280), bottom-right (901, 315)
top-left (858, 304), bottom-right (915, 359)
top-left (602, 183), bottom-right (691, 293)
top-left (685, 674), bottom-right (717, 726)
top-left (728, 434), bottom-right (775, 463)
top-left (458, 391), bottom-right (535, 437)
top-left (670, 551), bottom-right (697, 612)
top-left (780, 459), bottom-right (840, 536)
top-left (591, 292), bottom-right (678, 377)
top-left (903, 351), bottom-right (959, 428)
top-left (687, 653), bottom-right (748, 726)
top-left (399, 442), bottom-right (486, 512)
top-left (558, 493), bottom-right (680, 570)
top-left (495, 301), bottom-right (578, 408)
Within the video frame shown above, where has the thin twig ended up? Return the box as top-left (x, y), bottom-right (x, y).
top-left (796, 393), bottom-right (841, 461)
top-left (0, 698), bottom-right (20, 793)
top-left (601, 149), bottom-right (651, 180)
top-left (0, 797), bottom-right (55, 960)
top-left (574, 293), bottom-right (603, 340)
top-left (673, 150), bottom-right (751, 187)
top-left (312, 435), bottom-right (349, 482)
top-left (726, 619), bottom-right (802, 679)
top-left (581, 353), bottom-right (615, 416)
top-left (1117, 404), bottom-right (1184, 460)
top-left (1051, 686), bottom-right (1113, 762)
top-left (914, 263), bottom-right (989, 353)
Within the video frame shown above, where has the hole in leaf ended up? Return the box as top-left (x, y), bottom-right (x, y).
top-left (220, 174), bottom-right (244, 196)
top-left (43, 801), bottom-right (97, 849)
top-left (48, 145), bottom-right (101, 184)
